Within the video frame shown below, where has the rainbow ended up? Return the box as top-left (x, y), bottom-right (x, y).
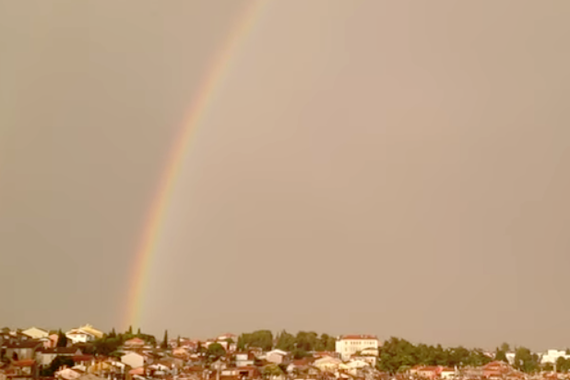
top-left (124, 0), bottom-right (268, 330)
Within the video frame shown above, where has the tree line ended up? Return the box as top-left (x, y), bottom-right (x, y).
top-left (237, 330), bottom-right (336, 358)
top-left (89, 326), bottom-right (157, 356)
top-left (378, 337), bottom-right (492, 374)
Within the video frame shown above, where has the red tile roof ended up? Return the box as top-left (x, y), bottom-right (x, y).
top-left (72, 355), bottom-right (94, 362)
top-left (13, 360), bottom-right (35, 367)
top-left (418, 366), bottom-right (439, 372)
top-left (3, 341), bottom-right (43, 349)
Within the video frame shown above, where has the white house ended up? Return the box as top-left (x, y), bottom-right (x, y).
top-left (65, 329), bottom-right (96, 344)
top-left (335, 335), bottom-right (379, 361)
top-left (350, 355), bottom-right (377, 367)
top-left (541, 349), bottom-right (570, 364)
top-left (37, 347), bottom-right (81, 366)
top-left (236, 353), bottom-right (254, 367)
top-left (121, 352), bottom-right (145, 369)
top-left (217, 333), bottom-right (238, 341)
top-left (313, 357), bottom-right (342, 372)
top-left (440, 368), bottom-right (456, 379)
top-left (77, 325), bottom-right (104, 339)
top-left (265, 349), bottom-right (288, 364)
top-left (22, 327), bottom-right (49, 340)
top-left (216, 333), bottom-right (238, 352)
top-left (345, 359), bottom-right (370, 370)
top-left (505, 353), bottom-right (516, 365)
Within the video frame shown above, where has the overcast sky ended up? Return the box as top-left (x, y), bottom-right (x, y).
top-left (1, 0), bottom-right (570, 351)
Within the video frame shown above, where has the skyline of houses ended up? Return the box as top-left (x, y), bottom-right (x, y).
top-left (1, 324), bottom-right (569, 380)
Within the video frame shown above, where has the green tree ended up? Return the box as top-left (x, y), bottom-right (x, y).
top-left (276, 330), bottom-right (295, 351)
top-left (207, 343), bottom-right (226, 361)
top-left (320, 334), bottom-right (336, 351)
top-left (237, 330), bottom-right (273, 351)
top-left (556, 357), bottom-right (570, 373)
top-left (292, 348), bottom-right (309, 359)
top-left (161, 330), bottom-right (169, 349)
top-left (262, 364), bottom-right (283, 378)
top-left (495, 348), bottom-right (508, 362)
top-left (177, 335), bottom-right (181, 347)
top-left (433, 344), bottom-right (447, 365)
top-left (378, 337), bottom-right (417, 373)
top-left (295, 331), bottom-right (319, 352)
top-left (543, 363), bottom-right (554, 372)
top-left (237, 335), bottom-right (246, 350)
top-left (468, 349), bottom-right (492, 367)
top-left (41, 356), bottom-right (74, 376)
top-left (447, 346), bottom-right (471, 367)
top-left (137, 328), bottom-right (141, 336)
top-left (127, 326), bottom-right (133, 335)
top-left (93, 336), bottom-right (122, 356)
top-left (514, 347), bottom-right (540, 373)
top-left (57, 330), bottom-right (68, 348)
top-left (108, 328), bottom-right (117, 338)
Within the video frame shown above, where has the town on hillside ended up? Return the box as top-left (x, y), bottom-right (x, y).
top-left (0, 325), bottom-right (568, 380)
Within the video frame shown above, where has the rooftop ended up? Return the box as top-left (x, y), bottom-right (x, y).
top-left (339, 335), bottom-right (378, 341)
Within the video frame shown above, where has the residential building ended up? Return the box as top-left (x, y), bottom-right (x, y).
top-left (235, 352), bottom-right (254, 367)
top-left (415, 366), bottom-right (440, 380)
top-left (21, 328), bottom-right (49, 340)
top-left (2, 341), bottom-right (43, 361)
top-left (541, 349), bottom-right (570, 364)
top-left (123, 338), bottom-right (145, 350)
top-left (343, 358), bottom-right (370, 372)
top-left (36, 347), bottom-right (81, 367)
top-left (335, 335), bottom-right (379, 361)
top-left (10, 359), bottom-right (38, 380)
top-left (76, 325), bottom-right (103, 340)
top-left (440, 367), bottom-right (456, 379)
top-left (482, 361), bottom-right (515, 378)
top-left (121, 352), bottom-right (144, 369)
top-left (64, 325), bottom-right (103, 345)
top-left (65, 329), bottom-right (96, 345)
top-left (265, 349), bottom-right (288, 365)
top-left (350, 355), bottom-right (377, 367)
top-left (313, 356), bottom-right (342, 372)
top-left (505, 352), bottom-right (516, 365)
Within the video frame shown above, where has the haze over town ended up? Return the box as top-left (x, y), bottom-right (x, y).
top-left (2, 0), bottom-right (570, 353)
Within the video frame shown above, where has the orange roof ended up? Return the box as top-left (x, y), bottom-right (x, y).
top-left (419, 366), bottom-right (439, 371)
top-left (13, 360), bottom-right (35, 367)
top-left (124, 338), bottom-right (145, 345)
top-left (129, 367), bottom-right (145, 375)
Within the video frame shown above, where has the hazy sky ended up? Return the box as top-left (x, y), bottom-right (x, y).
top-left (1, 0), bottom-right (570, 350)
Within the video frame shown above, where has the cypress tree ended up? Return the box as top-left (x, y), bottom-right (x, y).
top-left (57, 329), bottom-right (68, 347)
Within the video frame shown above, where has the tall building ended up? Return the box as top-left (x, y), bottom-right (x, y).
top-left (335, 335), bottom-right (380, 360)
